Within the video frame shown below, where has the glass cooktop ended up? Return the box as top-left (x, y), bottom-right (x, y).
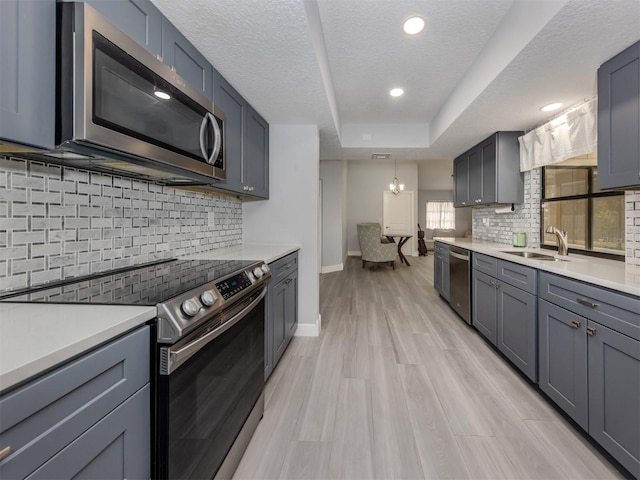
top-left (0, 259), bottom-right (259, 306)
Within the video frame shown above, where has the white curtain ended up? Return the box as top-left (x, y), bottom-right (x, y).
top-left (426, 201), bottom-right (455, 229)
top-left (519, 98), bottom-right (597, 172)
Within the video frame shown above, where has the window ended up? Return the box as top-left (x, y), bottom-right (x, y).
top-left (426, 201), bottom-right (455, 230)
top-left (541, 166), bottom-right (624, 257)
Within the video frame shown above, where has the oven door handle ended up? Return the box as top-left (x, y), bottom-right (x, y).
top-left (164, 287), bottom-right (266, 374)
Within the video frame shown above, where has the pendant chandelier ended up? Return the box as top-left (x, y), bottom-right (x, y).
top-left (389, 159), bottom-right (405, 195)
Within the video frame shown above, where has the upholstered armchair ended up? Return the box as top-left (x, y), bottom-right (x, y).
top-left (357, 223), bottom-right (397, 269)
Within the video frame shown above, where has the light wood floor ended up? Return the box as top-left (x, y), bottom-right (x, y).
top-left (233, 255), bottom-right (623, 480)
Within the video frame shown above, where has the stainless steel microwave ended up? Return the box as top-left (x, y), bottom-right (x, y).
top-left (54, 2), bottom-right (225, 184)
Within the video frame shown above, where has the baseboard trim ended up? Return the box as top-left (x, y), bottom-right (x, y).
top-left (321, 263), bottom-right (343, 274)
top-left (294, 315), bottom-right (321, 337)
top-left (348, 250), bottom-right (361, 257)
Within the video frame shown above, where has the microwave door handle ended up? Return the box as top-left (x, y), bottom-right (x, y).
top-left (209, 112), bottom-right (222, 165)
top-left (199, 113), bottom-right (209, 161)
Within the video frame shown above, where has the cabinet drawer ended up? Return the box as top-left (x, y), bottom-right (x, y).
top-left (434, 242), bottom-right (449, 256)
top-left (539, 272), bottom-right (640, 341)
top-left (498, 260), bottom-right (537, 295)
top-left (473, 252), bottom-right (498, 277)
top-left (0, 326), bottom-right (149, 479)
top-left (269, 252), bottom-right (298, 282)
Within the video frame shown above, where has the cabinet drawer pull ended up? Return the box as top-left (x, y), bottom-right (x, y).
top-left (586, 326), bottom-right (596, 336)
top-left (0, 446), bottom-right (11, 461)
top-left (571, 320), bottom-right (581, 329)
top-left (577, 298), bottom-right (598, 309)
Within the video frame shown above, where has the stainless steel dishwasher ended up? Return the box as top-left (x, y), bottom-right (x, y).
top-left (449, 246), bottom-right (471, 324)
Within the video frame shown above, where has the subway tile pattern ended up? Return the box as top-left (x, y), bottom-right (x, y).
top-left (0, 156), bottom-right (242, 292)
top-left (626, 191), bottom-right (640, 266)
top-left (472, 169), bottom-right (542, 247)
top-left (471, 170), bottom-right (640, 267)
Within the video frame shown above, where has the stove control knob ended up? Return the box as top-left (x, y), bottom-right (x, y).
top-left (253, 267), bottom-right (263, 279)
top-left (200, 290), bottom-right (217, 307)
top-left (261, 264), bottom-right (270, 274)
top-left (181, 299), bottom-right (200, 317)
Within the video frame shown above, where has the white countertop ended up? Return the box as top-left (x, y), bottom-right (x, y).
top-left (0, 303), bottom-right (155, 394)
top-left (181, 243), bottom-right (300, 264)
top-left (434, 238), bottom-right (640, 297)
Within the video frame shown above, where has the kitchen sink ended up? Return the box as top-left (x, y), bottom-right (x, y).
top-left (500, 251), bottom-right (569, 262)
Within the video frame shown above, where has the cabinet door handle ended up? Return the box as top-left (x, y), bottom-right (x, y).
top-left (0, 446), bottom-right (11, 461)
top-left (577, 298), bottom-right (598, 309)
top-left (570, 320), bottom-right (581, 329)
top-left (586, 326), bottom-right (596, 336)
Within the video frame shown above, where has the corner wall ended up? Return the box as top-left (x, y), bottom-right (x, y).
top-left (243, 125), bottom-right (320, 335)
top-left (320, 160), bottom-right (347, 272)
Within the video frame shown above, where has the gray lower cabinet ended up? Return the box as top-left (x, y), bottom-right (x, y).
top-left (434, 242), bottom-right (450, 301)
top-left (597, 40), bottom-right (640, 190)
top-left (82, 0), bottom-right (162, 57)
top-left (538, 299), bottom-right (588, 430)
top-left (0, 0), bottom-right (56, 150)
top-left (472, 269), bottom-right (498, 345)
top-left (471, 254), bottom-right (537, 382)
top-left (539, 271), bottom-right (640, 477)
top-left (588, 321), bottom-right (640, 478)
top-left (0, 326), bottom-right (150, 479)
top-left (265, 252), bottom-right (298, 381)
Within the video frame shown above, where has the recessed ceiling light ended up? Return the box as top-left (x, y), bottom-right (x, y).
top-left (540, 102), bottom-right (563, 112)
top-left (390, 88), bottom-right (404, 97)
top-left (403, 16), bottom-right (425, 35)
top-left (154, 90), bottom-right (171, 100)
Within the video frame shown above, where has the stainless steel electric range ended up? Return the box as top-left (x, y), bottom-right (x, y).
top-left (1, 258), bottom-right (271, 479)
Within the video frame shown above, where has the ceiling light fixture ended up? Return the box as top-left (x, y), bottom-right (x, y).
top-left (154, 89), bottom-right (171, 100)
top-left (540, 102), bottom-right (563, 112)
top-left (389, 159), bottom-right (405, 195)
top-left (390, 88), bottom-right (404, 97)
top-left (403, 16), bottom-right (425, 35)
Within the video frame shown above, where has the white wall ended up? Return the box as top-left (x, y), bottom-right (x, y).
top-left (243, 125), bottom-right (320, 336)
top-left (320, 160), bottom-right (347, 272)
top-left (346, 160), bottom-right (419, 255)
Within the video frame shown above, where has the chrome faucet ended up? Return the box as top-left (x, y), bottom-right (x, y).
top-left (546, 226), bottom-right (569, 255)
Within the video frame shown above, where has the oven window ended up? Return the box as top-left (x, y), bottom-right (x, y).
top-left (92, 32), bottom-right (216, 162)
top-left (156, 299), bottom-right (264, 479)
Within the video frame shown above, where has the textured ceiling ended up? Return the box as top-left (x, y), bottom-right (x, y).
top-left (151, 0), bottom-right (640, 162)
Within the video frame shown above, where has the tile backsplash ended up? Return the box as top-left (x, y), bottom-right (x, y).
top-left (626, 191), bottom-right (640, 266)
top-left (472, 168), bottom-right (640, 266)
top-left (472, 169), bottom-right (542, 247)
top-left (0, 156), bottom-right (242, 292)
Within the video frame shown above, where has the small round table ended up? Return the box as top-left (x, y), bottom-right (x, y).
top-left (385, 235), bottom-right (412, 266)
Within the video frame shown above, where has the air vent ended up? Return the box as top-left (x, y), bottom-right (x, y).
top-left (371, 153), bottom-right (391, 159)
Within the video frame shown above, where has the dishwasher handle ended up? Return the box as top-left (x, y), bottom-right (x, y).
top-left (449, 251), bottom-right (469, 261)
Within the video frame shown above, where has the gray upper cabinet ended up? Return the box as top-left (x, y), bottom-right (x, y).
top-left (83, 0), bottom-right (162, 56)
top-left (213, 71), bottom-right (270, 199)
top-left (214, 70), bottom-right (245, 194)
top-left (597, 40), bottom-right (640, 190)
top-left (162, 18), bottom-right (213, 99)
top-left (453, 131), bottom-right (524, 207)
top-left (0, 0), bottom-right (56, 150)
top-left (245, 106), bottom-right (270, 199)
top-left (453, 153), bottom-right (470, 207)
